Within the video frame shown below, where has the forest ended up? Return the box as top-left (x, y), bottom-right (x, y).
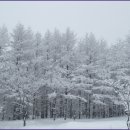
top-left (0, 24), bottom-right (130, 124)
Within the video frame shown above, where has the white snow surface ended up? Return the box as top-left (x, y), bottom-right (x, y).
top-left (0, 116), bottom-right (127, 129)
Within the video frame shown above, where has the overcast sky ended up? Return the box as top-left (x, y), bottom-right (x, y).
top-left (0, 1), bottom-right (130, 46)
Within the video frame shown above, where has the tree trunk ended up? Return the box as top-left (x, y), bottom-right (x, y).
top-left (64, 88), bottom-right (68, 120)
top-left (127, 102), bottom-right (130, 130)
top-left (23, 117), bottom-right (26, 126)
top-left (127, 116), bottom-right (130, 130)
top-left (90, 102), bottom-right (93, 118)
top-left (41, 95), bottom-right (44, 119)
top-left (2, 96), bottom-right (6, 120)
top-left (32, 94), bottom-right (36, 119)
top-left (69, 99), bottom-right (73, 118)
top-left (59, 97), bottom-right (63, 118)
top-left (78, 99), bottom-right (81, 119)
top-left (53, 98), bottom-right (56, 121)
top-left (85, 102), bottom-right (87, 118)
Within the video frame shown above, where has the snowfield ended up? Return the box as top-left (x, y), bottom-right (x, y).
top-left (0, 116), bottom-right (127, 129)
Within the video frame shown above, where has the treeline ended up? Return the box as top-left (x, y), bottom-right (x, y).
top-left (0, 24), bottom-right (129, 121)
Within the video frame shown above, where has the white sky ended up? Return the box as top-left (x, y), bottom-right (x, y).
top-left (0, 1), bottom-right (130, 46)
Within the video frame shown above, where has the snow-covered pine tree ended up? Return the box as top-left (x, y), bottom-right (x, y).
top-left (0, 26), bottom-right (10, 120)
top-left (10, 24), bottom-right (35, 125)
top-left (110, 34), bottom-right (130, 128)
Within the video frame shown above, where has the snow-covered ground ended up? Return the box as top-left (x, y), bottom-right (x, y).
top-left (0, 116), bottom-right (127, 129)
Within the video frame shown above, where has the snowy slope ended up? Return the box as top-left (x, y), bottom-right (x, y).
top-left (0, 116), bottom-right (127, 129)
